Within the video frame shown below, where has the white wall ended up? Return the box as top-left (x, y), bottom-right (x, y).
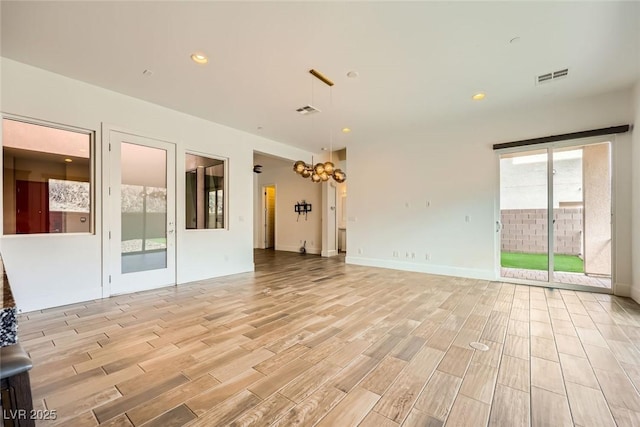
top-left (254, 163), bottom-right (322, 254)
top-left (632, 83), bottom-right (640, 303)
top-left (0, 58), bottom-right (314, 312)
top-left (346, 88), bottom-right (635, 294)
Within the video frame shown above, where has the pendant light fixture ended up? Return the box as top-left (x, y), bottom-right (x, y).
top-left (293, 69), bottom-right (346, 184)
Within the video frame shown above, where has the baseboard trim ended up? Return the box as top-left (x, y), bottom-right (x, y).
top-left (321, 249), bottom-right (339, 257)
top-left (345, 256), bottom-right (495, 281)
top-left (276, 245), bottom-right (321, 255)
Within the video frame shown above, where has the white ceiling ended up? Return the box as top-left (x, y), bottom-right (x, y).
top-left (2, 1), bottom-right (639, 154)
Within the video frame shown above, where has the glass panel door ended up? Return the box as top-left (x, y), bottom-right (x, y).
top-left (500, 149), bottom-right (549, 282)
top-left (121, 142), bottom-right (167, 273)
top-left (499, 141), bottom-right (612, 291)
top-left (552, 143), bottom-right (611, 288)
top-left (108, 130), bottom-right (176, 295)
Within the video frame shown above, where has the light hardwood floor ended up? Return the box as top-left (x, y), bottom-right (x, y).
top-left (17, 250), bottom-right (640, 426)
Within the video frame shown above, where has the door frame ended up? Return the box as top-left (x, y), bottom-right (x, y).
top-left (495, 134), bottom-right (616, 294)
top-left (321, 181), bottom-right (338, 257)
top-left (101, 124), bottom-right (178, 297)
top-left (261, 184), bottom-right (276, 249)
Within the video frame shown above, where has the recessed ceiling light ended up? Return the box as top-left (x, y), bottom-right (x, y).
top-left (346, 71), bottom-right (359, 78)
top-left (472, 92), bottom-right (486, 101)
top-left (142, 69), bottom-right (154, 77)
top-left (342, 127), bottom-right (351, 133)
top-left (191, 53), bottom-right (208, 64)
top-left (509, 37), bottom-right (521, 44)
top-left (64, 158), bottom-right (73, 163)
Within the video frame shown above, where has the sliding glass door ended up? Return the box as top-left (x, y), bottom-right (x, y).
top-left (499, 141), bottom-right (612, 291)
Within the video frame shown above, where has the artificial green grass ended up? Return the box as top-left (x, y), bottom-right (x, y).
top-left (501, 252), bottom-right (584, 273)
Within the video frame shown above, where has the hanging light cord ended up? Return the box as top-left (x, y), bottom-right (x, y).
top-left (292, 69), bottom-right (346, 183)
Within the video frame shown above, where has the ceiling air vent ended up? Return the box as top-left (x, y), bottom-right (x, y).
top-left (296, 105), bottom-right (321, 115)
top-left (536, 68), bottom-right (569, 85)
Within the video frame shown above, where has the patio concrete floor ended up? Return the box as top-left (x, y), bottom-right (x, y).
top-left (501, 267), bottom-right (611, 289)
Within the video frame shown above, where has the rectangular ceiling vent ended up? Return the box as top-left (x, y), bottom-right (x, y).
top-left (536, 68), bottom-right (569, 85)
top-left (296, 105), bottom-right (321, 115)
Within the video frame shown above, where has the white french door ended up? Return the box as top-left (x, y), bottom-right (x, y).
top-left (106, 130), bottom-right (176, 295)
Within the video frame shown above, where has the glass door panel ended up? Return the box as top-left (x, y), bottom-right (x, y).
top-left (107, 130), bottom-right (176, 296)
top-left (552, 143), bottom-right (612, 288)
top-left (500, 149), bottom-right (549, 282)
top-left (121, 142), bottom-right (167, 274)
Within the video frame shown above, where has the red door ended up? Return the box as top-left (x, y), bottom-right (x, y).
top-left (16, 180), bottom-right (49, 233)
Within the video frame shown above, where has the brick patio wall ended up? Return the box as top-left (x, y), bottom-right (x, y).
top-left (501, 208), bottom-right (582, 256)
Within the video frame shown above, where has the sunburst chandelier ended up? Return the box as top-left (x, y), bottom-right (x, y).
top-left (292, 69), bottom-right (346, 184)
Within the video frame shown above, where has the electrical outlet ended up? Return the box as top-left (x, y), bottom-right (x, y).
top-left (393, 250), bottom-right (399, 257)
top-left (465, 215), bottom-right (470, 223)
top-left (405, 252), bottom-right (410, 258)
top-left (425, 253), bottom-right (431, 261)
top-left (357, 248), bottom-right (363, 255)
top-left (411, 252), bottom-right (416, 259)
top-left (426, 200), bottom-right (431, 207)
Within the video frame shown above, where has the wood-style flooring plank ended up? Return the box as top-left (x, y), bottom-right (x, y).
top-left (531, 386), bottom-right (573, 427)
top-left (565, 381), bottom-right (616, 427)
top-left (271, 385), bottom-right (345, 427)
top-left (228, 393), bottom-right (295, 427)
top-left (488, 383), bottom-right (530, 427)
top-left (185, 389), bottom-right (261, 427)
top-left (360, 356), bottom-right (407, 396)
top-left (446, 394), bottom-right (490, 427)
top-left (413, 370), bottom-right (462, 421)
top-left (315, 387), bottom-right (379, 427)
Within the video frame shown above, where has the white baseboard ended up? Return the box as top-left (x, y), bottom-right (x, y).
top-left (321, 249), bottom-right (339, 257)
top-left (277, 245), bottom-right (321, 255)
top-left (345, 256), bottom-right (495, 281)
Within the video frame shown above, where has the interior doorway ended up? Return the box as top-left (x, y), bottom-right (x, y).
top-left (263, 185), bottom-right (275, 249)
top-left (498, 140), bottom-right (612, 291)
